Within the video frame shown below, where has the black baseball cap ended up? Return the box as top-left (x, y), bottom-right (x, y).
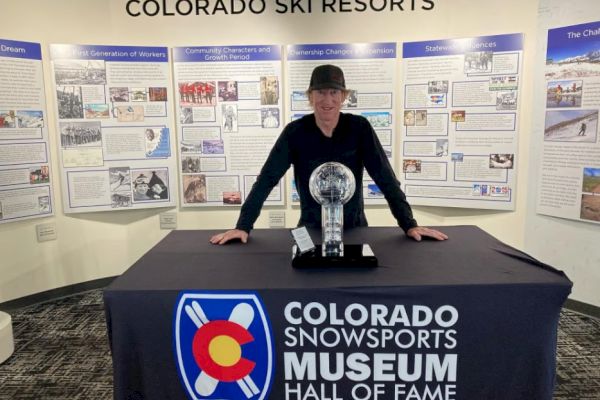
top-left (308, 64), bottom-right (346, 91)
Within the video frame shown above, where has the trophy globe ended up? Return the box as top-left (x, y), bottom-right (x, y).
top-left (309, 162), bottom-right (355, 256)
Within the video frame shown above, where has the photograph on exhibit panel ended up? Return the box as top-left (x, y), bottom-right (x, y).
top-left (580, 167), bottom-right (600, 222)
top-left (53, 59), bottom-right (106, 85)
top-left (544, 109), bottom-right (598, 142)
top-left (546, 80), bottom-right (582, 108)
top-left (182, 174), bottom-right (207, 204)
top-left (131, 169), bottom-right (169, 202)
top-left (56, 86), bottom-right (83, 119)
top-left (260, 76), bottom-right (279, 105)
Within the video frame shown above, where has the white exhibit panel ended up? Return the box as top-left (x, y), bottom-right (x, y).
top-left (172, 45), bottom-right (284, 207)
top-left (535, 20), bottom-right (600, 225)
top-left (0, 39), bottom-right (54, 223)
top-left (401, 33), bottom-right (524, 210)
top-left (286, 42), bottom-right (398, 205)
top-left (49, 44), bottom-right (177, 213)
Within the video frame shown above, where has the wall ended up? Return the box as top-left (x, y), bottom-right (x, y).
top-left (524, 0), bottom-right (600, 307)
top-left (1, 0), bottom-right (544, 303)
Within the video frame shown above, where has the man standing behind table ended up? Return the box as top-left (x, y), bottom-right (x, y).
top-left (210, 64), bottom-right (447, 245)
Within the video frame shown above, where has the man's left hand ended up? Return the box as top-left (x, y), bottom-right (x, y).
top-left (407, 226), bottom-right (448, 241)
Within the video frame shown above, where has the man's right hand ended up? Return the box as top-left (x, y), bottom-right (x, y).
top-left (209, 229), bottom-right (249, 245)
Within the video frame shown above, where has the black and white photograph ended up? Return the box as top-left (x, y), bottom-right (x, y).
top-left (489, 153), bottom-right (514, 169)
top-left (428, 80), bottom-right (448, 94)
top-left (109, 167), bottom-right (131, 192)
top-left (222, 104), bottom-right (238, 132)
top-left (109, 87), bottom-right (129, 102)
top-left (53, 59), bottom-right (106, 85)
top-left (436, 138), bottom-right (448, 156)
top-left (404, 110), bottom-right (415, 126)
top-left (56, 86), bottom-right (83, 119)
top-left (181, 156), bottom-right (201, 173)
top-left (496, 90), bottom-right (518, 110)
top-left (180, 107), bottom-right (193, 124)
top-left (343, 90), bottom-right (358, 108)
top-left (544, 110), bottom-right (598, 142)
top-left (415, 110), bottom-right (427, 126)
top-left (111, 192), bottom-right (132, 208)
top-left (218, 80), bottom-right (238, 102)
top-left (183, 174), bottom-right (206, 203)
top-left (131, 169), bottom-right (169, 202)
top-left (59, 121), bottom-right (102, 147)
top-left (181, 140), bottom-right (203, 154)
top-left (38, 196), bottom-right (50, 213)
top-left (260, 76), bottom-right (279, 105)
top-left (546, 80), bottom-right (582, 108)
top-left (130, 88), bottom-right (147, 102)
top-left (464, 51), bottom-right (493, 74)
top-left (261, 108), bottom-right (280, 128)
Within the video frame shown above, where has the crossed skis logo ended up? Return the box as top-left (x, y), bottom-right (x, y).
top-left (174, 292), bottom-right (274, 399)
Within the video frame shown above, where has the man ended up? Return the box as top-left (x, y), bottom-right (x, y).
top-left (210, 65), bottom-right (447, 245)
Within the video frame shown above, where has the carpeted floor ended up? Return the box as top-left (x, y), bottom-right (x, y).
top-left (0, 289), bottom-right (599, 399)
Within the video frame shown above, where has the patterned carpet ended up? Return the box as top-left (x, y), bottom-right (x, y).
top-left (0, 289), bottom-right (599, 399)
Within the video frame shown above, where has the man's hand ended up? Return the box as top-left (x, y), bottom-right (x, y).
top-left (407, 226), bottom-right (448, 242)
top-left (209, 229), bottom-right (249, 245)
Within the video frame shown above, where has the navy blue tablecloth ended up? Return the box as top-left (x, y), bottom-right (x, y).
top-left (104, 226), bottom-right (571, 400)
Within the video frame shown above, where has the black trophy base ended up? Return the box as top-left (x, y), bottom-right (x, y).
top-left (292, 244), bottom-right (378, 269)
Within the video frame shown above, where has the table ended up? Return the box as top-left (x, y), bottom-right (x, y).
top-left (103, 226), bottom-right (572, 400)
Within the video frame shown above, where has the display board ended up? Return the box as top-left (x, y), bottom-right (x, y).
top-left (401, 33), bottom-right (524, 210)
top-left (0, 39), bottom-right (54, 223)
top-left (286, 42), bottom-right (398, 205)
top-left (535, 20), bottom-right (600, 225)
top-left (49, 44), bottom-right (177, 213)
top-left (172, 45), bottom-right (283, 207)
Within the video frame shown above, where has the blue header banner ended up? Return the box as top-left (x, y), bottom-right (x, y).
top-left (173, 45), bottom-right (281, 62)
top-left (0, 38), bottom-right (42, 60)
top-left (547, 21), bottom-right (600, 63)
top-left (287, 43), bottom-right (396, 60)
top-left (403, 33), bottom-right (523, 58)
top-left (50, 44), bottom-right (168, 62)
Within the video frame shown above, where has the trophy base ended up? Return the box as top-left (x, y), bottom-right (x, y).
top-left (292, 244), bottom-right (378, 269)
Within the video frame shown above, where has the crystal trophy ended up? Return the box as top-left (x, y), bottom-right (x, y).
top-left (291, 162), bottom-right (377, 268)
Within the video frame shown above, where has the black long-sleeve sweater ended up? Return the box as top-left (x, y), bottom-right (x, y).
top-left (235, 113), bottom-right (418, 232)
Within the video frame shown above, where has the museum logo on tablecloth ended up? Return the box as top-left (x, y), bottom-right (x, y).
top-left (174, 292), bottom-right (274, 399)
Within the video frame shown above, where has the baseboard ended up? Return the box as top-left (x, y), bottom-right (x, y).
top-left (564, 298), bottom-right (600, 320)
top-left (0, 276), bottom-right (117, 312)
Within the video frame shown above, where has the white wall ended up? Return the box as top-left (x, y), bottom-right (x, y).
top-left (0, 0), bottom-right (564, 303)
top-left (524, 0), bottom-right (600, 307)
